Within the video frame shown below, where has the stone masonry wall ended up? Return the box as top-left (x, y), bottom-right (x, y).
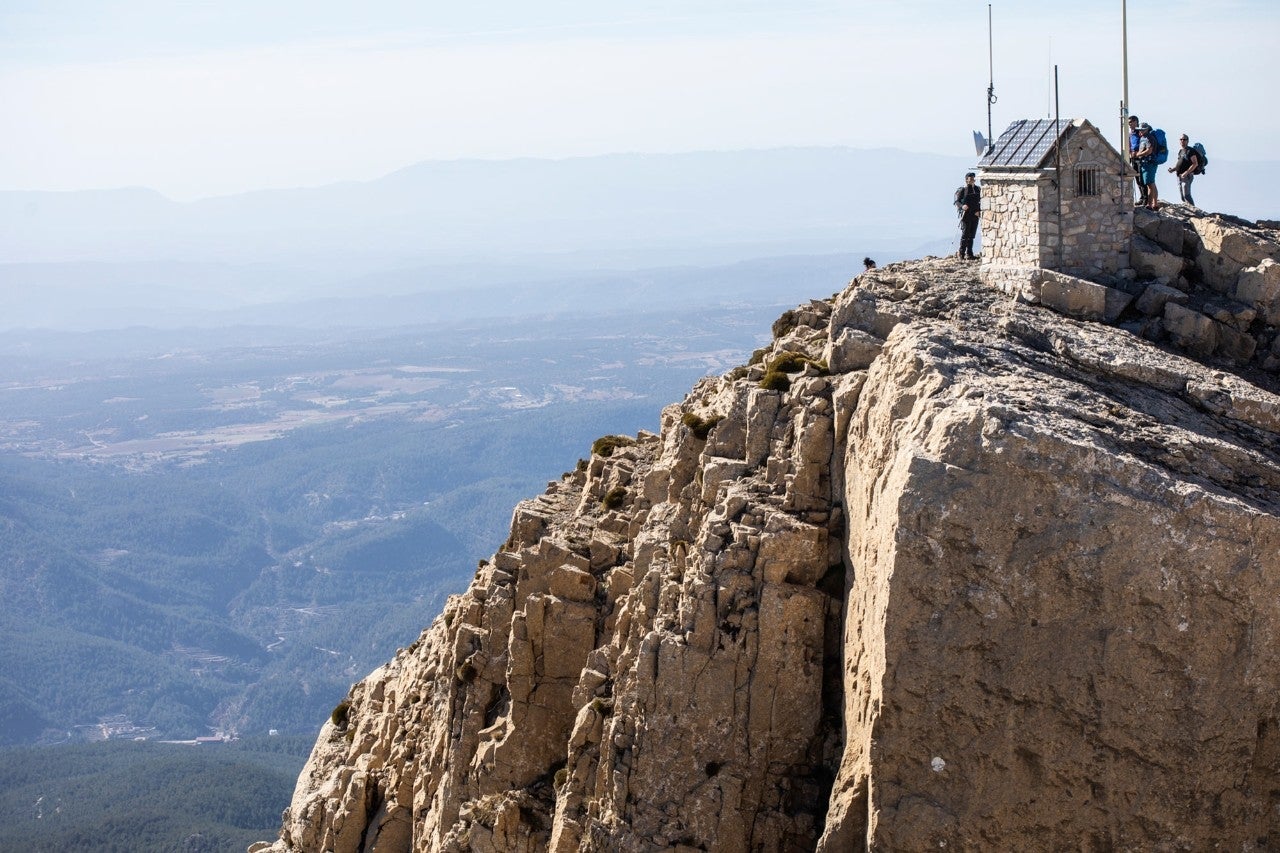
top-left (979, 173), bottom-right (1041, 283)
top-left (980, 122), bottom-right (1131, 294)
top-left (1054, 127), bottom-right (1131, 277)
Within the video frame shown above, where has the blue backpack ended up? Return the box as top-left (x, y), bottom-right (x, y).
top-left (1152, 129), bottom-right (1169, 165)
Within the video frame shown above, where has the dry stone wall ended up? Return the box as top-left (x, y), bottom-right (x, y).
top-left (259, 220), bottom-right (1280, 851)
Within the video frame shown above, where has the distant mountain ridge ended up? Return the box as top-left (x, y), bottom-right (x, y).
top-left (5, 146), bottom-right (1277, 334)
top-left (5, 147), bottom-right (1278, 270)
top-left (2, 147), bottom-right (972, 266)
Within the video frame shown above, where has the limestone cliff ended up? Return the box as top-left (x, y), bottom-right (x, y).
top-left (256, 210), bottom-right (1280, 852)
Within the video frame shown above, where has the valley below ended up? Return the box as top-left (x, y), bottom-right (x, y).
top-left (0, 296), bottom-right (811, 747)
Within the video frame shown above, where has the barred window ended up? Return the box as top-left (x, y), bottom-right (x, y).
top-left (1076, 167), bottom-right (1100, 197)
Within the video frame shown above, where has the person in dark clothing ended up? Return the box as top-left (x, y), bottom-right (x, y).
top-left (863, 257), bottom-right (876, 271)
top-left (1168, 133), bottom-right (1201, 207)
top-left (954, 172), bottom-right (981, 260)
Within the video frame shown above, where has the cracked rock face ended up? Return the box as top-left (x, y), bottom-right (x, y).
top-left (257, 233), bottom-right (1280, 851)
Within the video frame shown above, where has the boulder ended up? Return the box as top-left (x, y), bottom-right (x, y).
top-left (825, 327), bottom-right (883, 372)
top-left (1130, 233), bottom-right (1186, 280)
top-left (1194, 218), bottom-right (1280, 292)
top-left (1163, 302), bottom-right (1219, 357)
top-left (1235, 258), bottom-right (1280, 325)
top-left (1034, 269), bottom-right (1133, 323)
top-left (1135, 281), bottom-right (1189, 317)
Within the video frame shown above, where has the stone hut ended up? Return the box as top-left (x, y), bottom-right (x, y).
top-left (978, 118), bottom-right (1131, 292)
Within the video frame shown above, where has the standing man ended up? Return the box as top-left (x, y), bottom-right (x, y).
top-left (1168, 134), bottom-right (1201, 207)
top-left (1135, 123), bottom-right (1160, 210)
top-left (1128, 115), bottom-right (1145, 205)
top-left (954, 172), bottom-right (981, 260)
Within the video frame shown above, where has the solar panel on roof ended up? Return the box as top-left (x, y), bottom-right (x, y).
top-left (979, 119), bottom-right (1071, 168)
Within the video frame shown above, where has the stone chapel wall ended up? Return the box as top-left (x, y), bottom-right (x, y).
top-left (980, 122), bottom-right (1131, 293)
top-left (980, 174), bottom-right (1045, 293)
top-left (1054, 129), bottom-right (1132, 277)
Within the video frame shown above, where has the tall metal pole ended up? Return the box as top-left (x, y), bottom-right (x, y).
top-left (1120, 0), bottom-right (1129, 155)
top-left (1054, 66), bottom-right (1063, 268)
top-left (987, 4), bottom-right (996, 153)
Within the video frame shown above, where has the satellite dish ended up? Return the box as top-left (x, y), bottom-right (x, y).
top-left (973, 131), bottom-right (988, 158)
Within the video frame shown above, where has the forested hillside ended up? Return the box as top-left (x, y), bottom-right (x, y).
top-left (0, 300), bottom-right (793, 744)
top-left (0, 736), bottom-right (311, 852)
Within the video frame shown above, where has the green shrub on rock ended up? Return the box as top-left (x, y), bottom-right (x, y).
top-left (759, 351), bottom-right (827, 390)
top-left (680, 411), bottom-right (723, 440)
top-left (330, 700), bottom-right (351, 730)
top-left (766, 351), bottom-right (827, 375)
top-left (591, 435), bottom-right (635, 458)
top-left (772, 310), bottom-right (799, 339)
top-left (601, 486), bottom-right (627, 510)
top-left (759, 370), bottom-right (791, 392)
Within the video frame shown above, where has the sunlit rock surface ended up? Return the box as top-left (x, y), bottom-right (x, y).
top-left (257, 210), bottom-right (1280, 852)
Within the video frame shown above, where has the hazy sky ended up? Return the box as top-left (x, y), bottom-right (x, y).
top-left (3, 1), bottom-right (1276, 200)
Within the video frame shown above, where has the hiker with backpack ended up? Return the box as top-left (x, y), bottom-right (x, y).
top-left (1168, 134), bottom-right (1205, 207)
top-left (1128, 115), bottom-right (1146, 204)
top-left (1135, 123), bottom-right (1162, 210)
top-left (954, 172), bottom-right (981, 260)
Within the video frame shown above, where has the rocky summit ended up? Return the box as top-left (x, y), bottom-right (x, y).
top-left (256, 209), bottom-right (1280, 852)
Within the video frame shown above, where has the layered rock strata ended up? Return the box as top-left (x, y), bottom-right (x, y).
top-left (259, 213), bottom-right (1280, 851)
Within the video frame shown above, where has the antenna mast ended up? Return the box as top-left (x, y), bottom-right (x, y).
top-left (1120, 0), bottom-right (1129, 155)
top-left (987, 4), bottom-right (996, 153)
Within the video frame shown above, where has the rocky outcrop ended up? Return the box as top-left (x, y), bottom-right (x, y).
top-left (257, 213), bottom-right (1280, 851)
top-left (989, 207), bottom-right (1280, 373)
top-left (1129, 208), bottom-right (1280, 368)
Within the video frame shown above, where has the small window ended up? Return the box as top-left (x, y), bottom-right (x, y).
top-left (1076, 167), bottom-right (1100, 197)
